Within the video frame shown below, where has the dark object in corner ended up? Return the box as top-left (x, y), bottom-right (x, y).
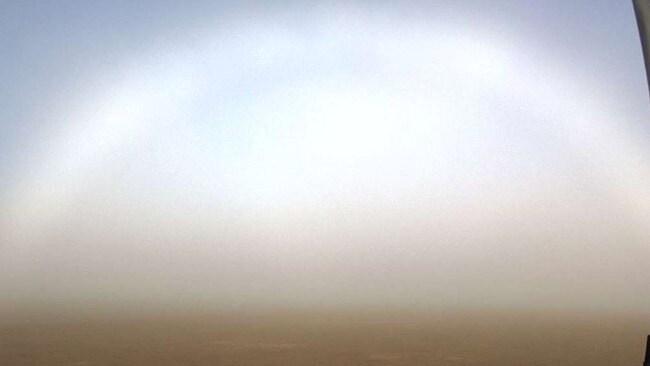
top-left (644, 335), bottom-right (650, 366)
top-left (634, 0), bottom-right (650, 97)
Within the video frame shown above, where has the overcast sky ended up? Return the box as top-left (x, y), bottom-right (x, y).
top-left (1, 0), bottom-right (649, 315)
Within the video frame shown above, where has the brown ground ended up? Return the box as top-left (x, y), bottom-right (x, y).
top-left (0, 309), bottom-right (647, 365)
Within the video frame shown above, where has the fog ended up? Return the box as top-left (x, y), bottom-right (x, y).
top-left (1, 0), bottom-right (649, 316)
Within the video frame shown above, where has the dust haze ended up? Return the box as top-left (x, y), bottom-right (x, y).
top-left (1, 1), bottom-right (649, 365)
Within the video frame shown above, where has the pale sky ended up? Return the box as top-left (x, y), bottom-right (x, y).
top-left (1, 0), bottom-right (650, 314)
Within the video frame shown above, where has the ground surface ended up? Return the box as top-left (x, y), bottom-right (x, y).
top-left (0, 309), bottom-right (647, 365)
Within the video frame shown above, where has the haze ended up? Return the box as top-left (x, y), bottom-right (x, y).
top-left (1, 0), bottom-right (650, 318)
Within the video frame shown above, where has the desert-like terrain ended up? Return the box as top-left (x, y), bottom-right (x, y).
top-left (1, 309), bottom-right (647, 365)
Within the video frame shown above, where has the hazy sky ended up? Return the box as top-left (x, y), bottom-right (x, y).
top-left (1, 0), bottom-right (650, 314)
